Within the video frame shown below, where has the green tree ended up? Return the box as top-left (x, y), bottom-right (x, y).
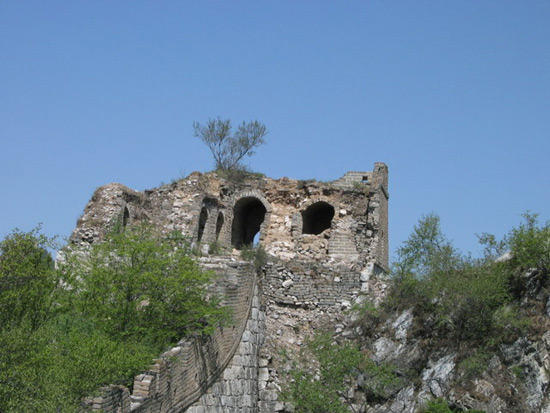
top-left (389, 214), bottom-right (513, 343)
top-left (0, 225), bottom-right (230, 412)
top-left (0, 227), bottom-right (58, 330)
top-left (506, 212), bottom-right (550, 275)
top-left (63, 224), bottom-right (229, 345)
top-left (0, 315), bottom-right (156, 412)
top-left (393, 213), bottom-right (460, 279)
top-left (193, 117), bottom-right (267, 171)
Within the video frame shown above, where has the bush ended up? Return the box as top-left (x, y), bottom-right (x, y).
top-left (0, 225), bottom-right (229, 412)
top-left (506, 212), bottom-right (550, 275)
top-left (0, 316), bottom-right (156, 412)
top-left (240, 244), bottom-right (268, 272)
top-left (458, 350), bottom-right (491, 379)
top-left (63, 224), bottom-right (229, 344)
top-left (282, 332), bottom-right (398, 412)
top-left (193, 117), bottom-right (267, 172)
top-left (0, 228), bottom-right (58, 330)
top-left (389, 214), bottom-right (524, 347)
top-left (423, 398), bottom-right (453, 413)
top-left (422, 398), bottom-right (485, 413)
top-left (352, 300), bottom-right (382, 336)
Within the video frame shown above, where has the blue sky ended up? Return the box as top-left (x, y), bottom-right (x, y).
top-left (1, 1), bottom-right (549, 260)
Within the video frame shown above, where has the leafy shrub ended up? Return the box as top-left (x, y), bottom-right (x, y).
top-left (0, 225), bottom-right (228, 412)
top-left (352, 300), bottom-right (382, 336)
top-left (458, 350), bottom-right (491, 379)
top-left (0, 316), bottom-right (156, 412)
top-left (506, 212), bottom-right (550, 275)
top-left (209, 240), bottom-right (222, 255)
top-left (62, 224), bottom-right (229, 344)
top-left (388, 214), bottom-right (527, 348)
top-left (240, 244), bottom-right (268, 272)
top-left (0, 228), bottom-right (58, 330)
top-left (423, 398), bottom-right (453, 413)
top-left (282, 332), bottom-right (398, 412)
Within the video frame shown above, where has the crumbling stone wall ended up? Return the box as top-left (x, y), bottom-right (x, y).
top-left (71, 164), bottom-right (388, 270)
top-left (185, 284), bottom-right (265, 413)
top-left (74, 163), bottom-right (389, 412)
top-left (82, 259), bottom-right (257, 412)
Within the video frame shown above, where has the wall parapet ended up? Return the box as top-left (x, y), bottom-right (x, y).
top-left (82, 259), bottom-right (256, 413)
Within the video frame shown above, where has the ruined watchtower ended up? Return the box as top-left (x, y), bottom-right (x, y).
top-left (74, 163), bottom-right (389, 412)
top-left (72, 162), bottom-right (388, 271)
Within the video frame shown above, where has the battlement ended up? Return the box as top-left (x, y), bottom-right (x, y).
top-left (72, 163), bottom-right (389, 271)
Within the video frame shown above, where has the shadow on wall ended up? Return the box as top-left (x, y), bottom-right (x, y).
top-left (302, 201), bottom-right (334, 235)
top-left (231, 197), bottom-right (267, 249)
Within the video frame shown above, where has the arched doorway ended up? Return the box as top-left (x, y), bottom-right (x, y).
top-left (231, 197), bottom-right (267, 249)
top-left (302, 201), bottom-right (334, 235)
top-left (215, 212), bottom-right (224, 241)
top-left (197, 207), bottom-right (208, 242)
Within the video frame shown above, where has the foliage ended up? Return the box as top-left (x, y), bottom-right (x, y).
top-left (458, 350), bottom-right (491, 379)
top-left (282, 332), bottom-right (398, 412)
top-left (388, 214), bottom-right (525, 348)
top-left (351, 300), bottom-right (382, 336)
top-left (392, 213), bottom-right (461, 280)
top-left (0, 225), bottom-right (227, 412)
top-left (0, 317), bottom-right (155, 412)
top-left (63, 224), bottom-right (229, 344)
top-left (422, 398), bottom-right (453, 413)
top-left (384, 210), bottom-right (550, 394)
top-left (283, 211), bottom-right (549, 411)
top-left (422, 398), bottom-right (485, 413)
top-left (240, 244), bottom-right (268, 272)
top-left (209, 240), bottom-right (222, 255)
top-left (0, 228), bottom-right (58, 330)
top-left (193, 117), bottom-right (267, 171)
top-left (505, 212), bottom-right (550, 275)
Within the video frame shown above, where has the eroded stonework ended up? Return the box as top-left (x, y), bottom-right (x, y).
top-left (75, 163), bottom-right (389, 412)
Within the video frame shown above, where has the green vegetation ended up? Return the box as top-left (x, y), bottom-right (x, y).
top-left (288, 212), bottom-right (550, 411)
top-left (0, 227), bottom-right (57, 331)
top-left (0, 225), bottom-right (227, 412)
top-left (282, 332), bottom-right (398, 413)
top-left (240, 244), bottom-right (268, 272)
top-left (382, 212), bottom-right (548, 409)
top-left (385, 213), bottom-right (533, 346)
top-left (422, 398), bottom-right (485, 413)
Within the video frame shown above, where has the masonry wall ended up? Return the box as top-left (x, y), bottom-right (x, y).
top-left (186, 284), bottom-right (265, 412)
top-left (82, 259), bottom-right (256, 413)
top-left (263, 261), bottom-right (363, 308)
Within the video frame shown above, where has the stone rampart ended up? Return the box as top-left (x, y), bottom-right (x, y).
top-left (82, 259), bottom-right (256, 412)
top-left (185, 283), bottom-right (265, 412)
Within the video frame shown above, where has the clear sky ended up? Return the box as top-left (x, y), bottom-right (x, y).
top-left (1, 1), bottom-right (549, 261)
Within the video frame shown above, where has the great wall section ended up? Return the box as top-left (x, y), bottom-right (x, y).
top-left (73, 162), bottom-right (389, 412)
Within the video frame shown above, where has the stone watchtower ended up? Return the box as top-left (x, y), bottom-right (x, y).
top-left (74, 163), bottom-right (389, 412)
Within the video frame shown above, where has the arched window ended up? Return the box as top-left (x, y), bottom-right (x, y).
top-left (215, 212), bottom-right (224, 241)
top-left (122, 206), bottom-right (130, 228)
top-left (197, 207), bottom-right (208, 242)
top-left (302, 202), bottom-right (334, 235)
top-left (231, 197), bottom-right (267, 249)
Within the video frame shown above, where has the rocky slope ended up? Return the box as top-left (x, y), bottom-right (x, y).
top-left (319, 268), bottom-right (550, 413)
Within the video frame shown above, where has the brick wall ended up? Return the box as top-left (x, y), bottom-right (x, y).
top-left (82, 259), bottom-right (256, 413)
